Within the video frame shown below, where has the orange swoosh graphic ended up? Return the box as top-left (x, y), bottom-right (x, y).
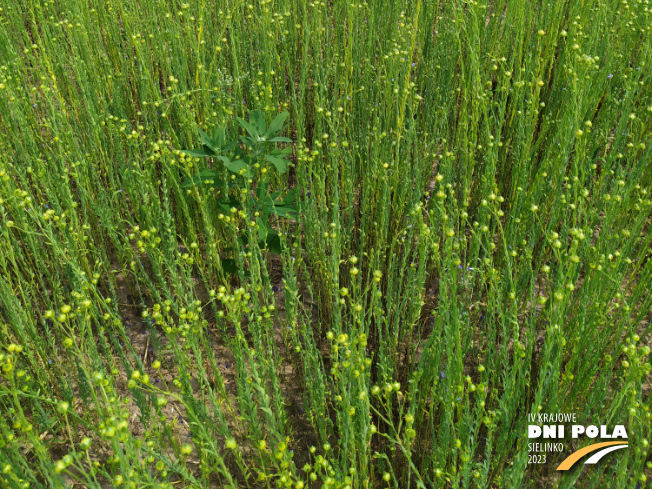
top-left (556, 441), bottom-right (628, 470)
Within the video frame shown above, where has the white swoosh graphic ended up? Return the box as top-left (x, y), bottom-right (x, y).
top-left (584, 445), bottom-right (628, 464)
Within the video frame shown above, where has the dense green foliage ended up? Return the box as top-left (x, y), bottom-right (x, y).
top-left (0, 0), bottom-right (651, 487)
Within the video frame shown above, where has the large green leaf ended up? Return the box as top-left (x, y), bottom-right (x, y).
top-left (226, 161), bottom-right (252, 178)
top-left (260, 232), bottom-right (283, 254)
top-left (264, 111), bottom-right (288, 138)
top-left (181, 168), bottom-right (223, 188)
top-left (268, 205), bottom-right (297, 218)
top-left (282, 188), bottom-right (297, 205)
top-left (254, 178), bottom-right (268, 201)
top-left (220, 258), bottom-right (239, 275)
top-left (197, 127), bottom-right (215, 150)
top-left (268, 146), bottom-right (292, 156)
top-left (257, 217), bottom-right (271, 242)
top-left (237, 117), bottom-right (259, 138)
top-left (221, 258), bottom-right (250, 277)
top-left (257, 194), bottom-right (297, 218)
top-left (180, 141), bottom-right (216, 157)
top-left (222, 140), bottom-right (238, 152)
top-left (249, 110), bottom-right (267, 135)
top-left (211, 125), bottom-right (227, 148)
top-left (217, 198), bottom-right (242, 213)
top-left (265, 154), bottom-right (289, 174)
top-left (239, 135), bottom-right (255, 149)
top-left (217, 156), bottom-right (253, 178)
